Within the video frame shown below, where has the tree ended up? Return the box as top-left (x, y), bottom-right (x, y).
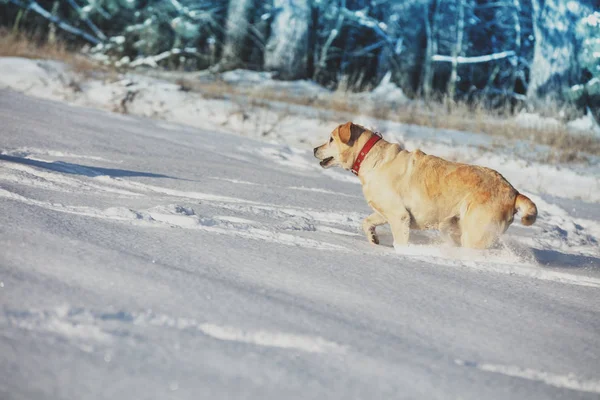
top-left (447, 0), bottom-right (465, 99)
top-left (527, 0), bottom-right (592, 104)
top-left (1, 0), bottom-right (598, 118)
top-left (219, 0), bottom-right (257, 69)
top-left (264, 0), bottom-right (312, 80)
top-left (509, 0), bottom-right (522, 94)
top-left (422, 0), bottom-right (440, 100)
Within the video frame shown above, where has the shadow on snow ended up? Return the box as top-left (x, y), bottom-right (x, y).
top-left (0, 154), bottom-right (175, 179)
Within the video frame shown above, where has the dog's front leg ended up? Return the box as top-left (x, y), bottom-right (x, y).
top-left (362, 212), bottom-right (387, 245)
top-left (389, 210), bottom-right (411, 249)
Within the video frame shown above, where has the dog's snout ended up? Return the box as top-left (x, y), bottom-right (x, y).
top-left (313, 147), bottom-right (319, 157)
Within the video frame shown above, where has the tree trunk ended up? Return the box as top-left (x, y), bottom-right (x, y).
top-left (527, 0), bottom-right (582, 103)
top-left (509, 0), bottom-right (521, 94)
top-left (220, 0), bottom-right (256, 70)
top-left (421, 0), bottom-right (439, 100)
top-left (264, 0), bottom-right (311, 80)
top-left (375, 3), bottom-right (400, 84)
top-left (447, 0), bottom-right (465, 99)
top-left (376, 0), bottom-right (428, 98)
top-left (314, 0), bottom-right (345, 86)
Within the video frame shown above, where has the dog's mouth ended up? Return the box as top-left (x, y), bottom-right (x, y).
top-left (319, 157), bottom-right (334, 168)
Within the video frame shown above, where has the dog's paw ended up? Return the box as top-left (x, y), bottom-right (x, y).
top-left (363, 225), bottom-right (379, 245)
top-left (393, 242), bottom-right (405, 252)
top-left (367, 234), bottom-right (379, 245)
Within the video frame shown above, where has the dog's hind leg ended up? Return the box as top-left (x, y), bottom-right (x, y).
top-left (362, 212), bottom-right (387, 245)
top-left (460, 207), bottom-right (505, 249)
top-left (439, 216), bottom-right (461, 246)
top-left (460, 229), bottom-right (499, 249)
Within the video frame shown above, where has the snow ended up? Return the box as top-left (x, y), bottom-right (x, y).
top-left (196, 323), bottom-right (347, 354)
top-left (567, 109), bottom-right (600, 137)
top-left (515, 111), bottom-right (563, 130)
top-left (454, 359), bottom-right (600, 394)
top-left (516, 109), bottom-right (600, 139)
top-left (351, 71), bottom-right (409, 108)
top-left (1, 59), bottom-right (600, 398)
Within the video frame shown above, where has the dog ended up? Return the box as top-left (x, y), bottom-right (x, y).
top-left (314, 122), bottom-right (537, 249)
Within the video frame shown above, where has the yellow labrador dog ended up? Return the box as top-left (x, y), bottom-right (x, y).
top-left (314, 122), bottom-right (537, 249)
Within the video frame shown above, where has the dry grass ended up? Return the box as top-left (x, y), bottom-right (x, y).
top-left (396, 101), bottom-right (600, 162)
top-left (0, 30), bottom-right (101, 74)
top-left (175, 76), bottom-right (600, 161)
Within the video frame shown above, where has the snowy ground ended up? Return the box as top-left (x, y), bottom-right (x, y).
top-left (1, 67), bottom-right (600, 398)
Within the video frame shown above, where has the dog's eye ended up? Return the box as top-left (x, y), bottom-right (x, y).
top-left (329, 137), bottom-right (333, 143)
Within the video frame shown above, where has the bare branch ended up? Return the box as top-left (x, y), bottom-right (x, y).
top-left (8, 0), bottom-right (101, 44)
top-left (339, 6), bottom-right (393, 45)
top-left (65, 0), bottom-right (107, 40)
top-left (316, 0), bottom-right (345, 77)
top-left (348, 40), bottom-right (386, 57)
top-left (433, 51), bottom-right (516, 64)
top-left (129, 48), bottom-right (200, 68)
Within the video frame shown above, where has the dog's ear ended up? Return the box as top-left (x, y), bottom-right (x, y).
top-left (337, 122), bottom-right (352, 144)
top-left (338, 122), bottom-right (364, 145)
top-left (339, 122), bottom-right (358, 144)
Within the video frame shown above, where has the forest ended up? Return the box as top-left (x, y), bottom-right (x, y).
top-left (1, 0), bottom-right (599, 119)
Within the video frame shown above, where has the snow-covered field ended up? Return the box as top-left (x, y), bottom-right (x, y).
top-left (1, 61), bottom-right (600, 399)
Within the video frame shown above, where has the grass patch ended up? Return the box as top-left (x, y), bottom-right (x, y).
top-left (0, 29), bottom-right (101, 74)
top-left (173, 76), bottom-right (600, 161)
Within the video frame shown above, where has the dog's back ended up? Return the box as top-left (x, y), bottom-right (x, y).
top-left (393, 149), bottom-right (535, 248)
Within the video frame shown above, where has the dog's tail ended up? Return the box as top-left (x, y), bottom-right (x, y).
top-left (514, 193), bottom-right (537, 226)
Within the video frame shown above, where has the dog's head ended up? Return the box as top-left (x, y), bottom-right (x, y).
top-left (313, 122), bottom-right (367, 170)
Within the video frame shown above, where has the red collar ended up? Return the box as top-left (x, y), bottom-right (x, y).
top-left (351, 133), bottom-right (382, 175)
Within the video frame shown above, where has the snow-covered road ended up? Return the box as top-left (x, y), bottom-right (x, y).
top-left (1, 91), bottom-right (599, 399)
